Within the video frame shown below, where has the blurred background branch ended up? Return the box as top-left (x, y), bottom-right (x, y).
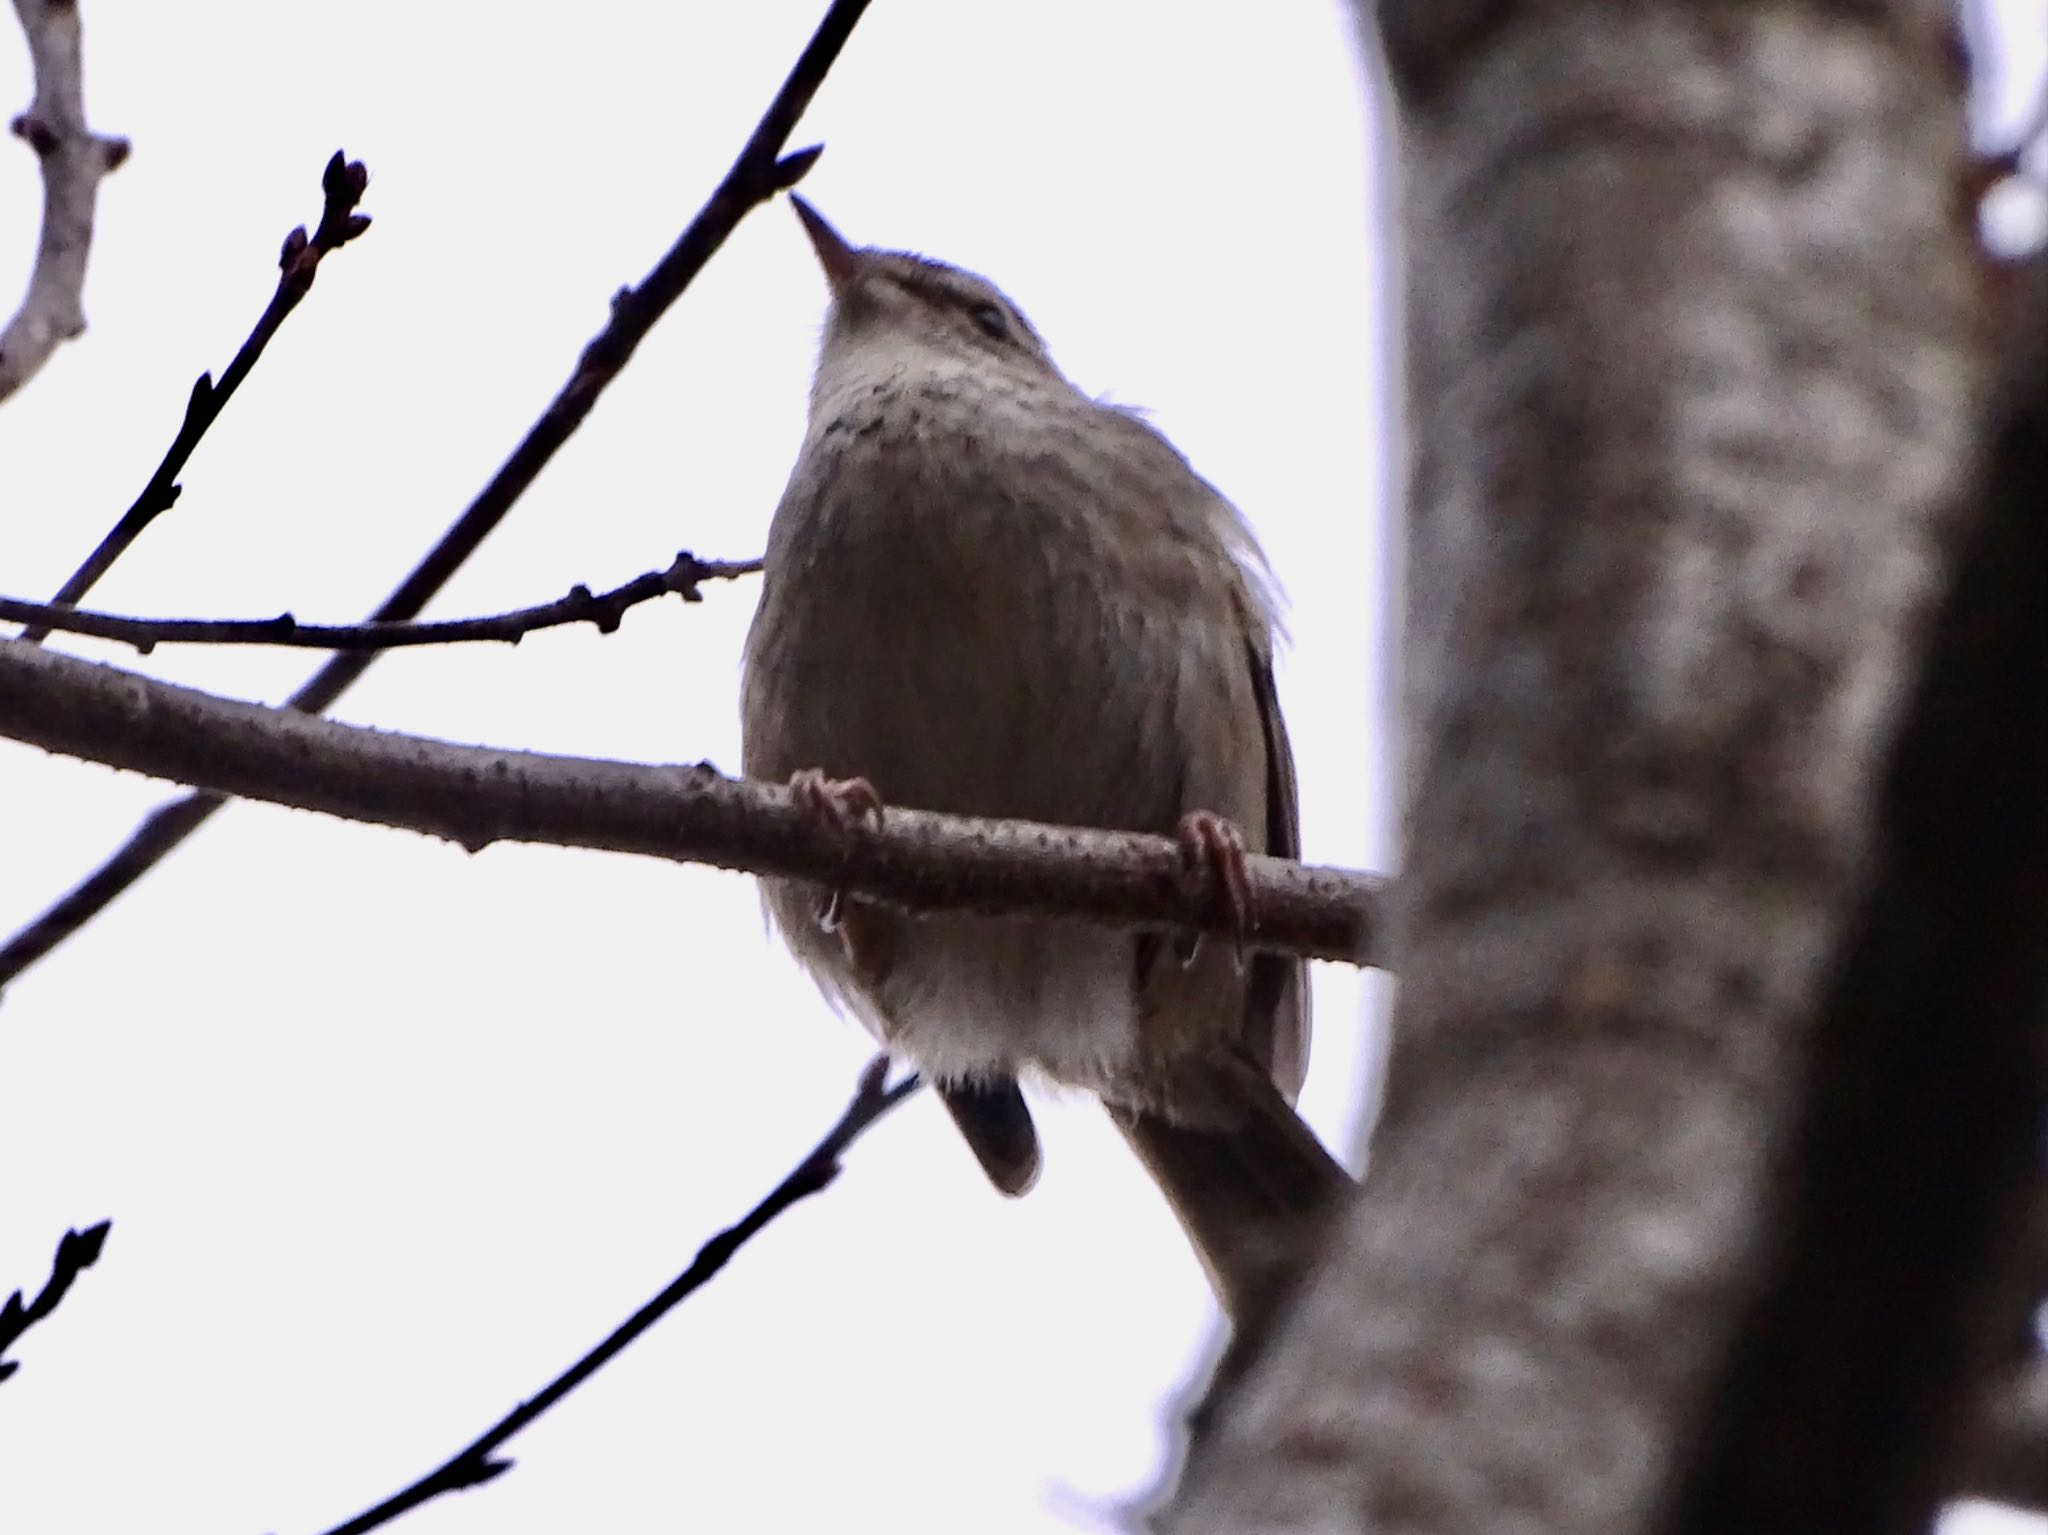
top-left (0, 0), bottom-right (126, 402)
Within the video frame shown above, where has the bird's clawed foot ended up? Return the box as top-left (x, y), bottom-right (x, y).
top-left (790, 769), bottom-right (885, 932)
top-left (1175, 810), bottom-right (1255, 970)
top-left (790, 768), bottom-right (885, 836)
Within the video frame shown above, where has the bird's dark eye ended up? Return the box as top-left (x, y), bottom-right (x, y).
top-left (967, 301), bottom-right (1010, 342)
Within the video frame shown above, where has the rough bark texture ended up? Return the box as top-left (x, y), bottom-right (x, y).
top-left (1163, 4), bottom-right (1987, 1532)
top-left (1662, 264), bottom-right (2048, 1532)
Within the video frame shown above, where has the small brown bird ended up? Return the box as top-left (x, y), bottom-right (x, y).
top-left (741, 199), bottom-right (1346, 1330)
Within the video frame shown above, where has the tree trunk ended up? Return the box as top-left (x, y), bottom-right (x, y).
top-left (1163, 4), bottom-right (1991, 1530)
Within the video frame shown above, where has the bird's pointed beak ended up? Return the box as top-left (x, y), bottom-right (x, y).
top-left (790, 195), bottom-right (860, 297)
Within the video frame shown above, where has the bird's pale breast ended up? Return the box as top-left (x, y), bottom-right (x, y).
top-left (741, 363), bottom-right (1275, 1098)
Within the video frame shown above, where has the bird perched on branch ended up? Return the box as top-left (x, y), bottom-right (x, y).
top-left (741, 198), bottom-right (1346, 1334)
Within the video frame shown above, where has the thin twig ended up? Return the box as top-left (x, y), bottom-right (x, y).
top-left (313, 1059), bottom-right (920, 1535)
top-left (0, 637), bottom-right (1391, 967)
top-left (0, 0), bottom-right (127, 402)
top-left (22, 151), bottom-right (371, 637)
top-left (0, 552), bottom-right (761, 652)
top-left (0, 0), bottom-right (871, 992)
top-left (0, 1221), bottom-right (111, 1383)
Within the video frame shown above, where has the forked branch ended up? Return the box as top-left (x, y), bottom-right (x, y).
top-left (0, 0), bottom-right (127, 402)
top-left (0, 0), bottom-right (873, 991)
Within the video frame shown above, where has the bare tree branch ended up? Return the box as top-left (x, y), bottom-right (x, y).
top-left (0, 1221), bottom-right (111, 1382)
top-left (0, 0), bottom-right (871, 993)
top-left (310, 1059), bottom-right (919, 1535)
top-left (0, 551), bottom-right (761, 652)
top-left (0, 0), bottom-right (126, 403)
top-left (22, 150), bottom-right (371, 636)
top-left (0, 638), bottom-right (1390, 968)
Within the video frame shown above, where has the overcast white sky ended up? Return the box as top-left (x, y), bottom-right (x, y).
top-left (0, 4), bottom-right (2038, 1534)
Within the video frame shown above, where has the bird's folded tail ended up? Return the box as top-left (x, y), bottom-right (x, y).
top-left (939, 1076), bottom-right (1042, 1196)
top-left (1111, 1060), bottom-right (1349, 1339)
